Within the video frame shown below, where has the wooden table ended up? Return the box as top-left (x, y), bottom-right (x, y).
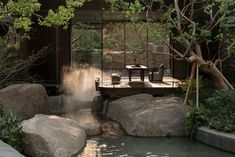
top-left (125, 65), bottom-right (148, 81)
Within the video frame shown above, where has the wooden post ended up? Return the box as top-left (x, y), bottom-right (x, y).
top-left (196, 64), bottom-right (199, 108)
top-left (183, 63), bottom-right (196, 105)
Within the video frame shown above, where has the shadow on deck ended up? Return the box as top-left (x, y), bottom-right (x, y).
top-left (98, 77), bottom-right (181, 97)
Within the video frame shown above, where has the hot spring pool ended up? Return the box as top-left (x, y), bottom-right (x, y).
top-left (78, 136), bottom-right (234, 157)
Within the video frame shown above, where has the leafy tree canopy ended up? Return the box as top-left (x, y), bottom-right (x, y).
top-left (0, 0), bottom-right (87, 31)
top-left (106, 0), bottom-right (235, 91)
top-left (106, 0), bottom-right (235, 51)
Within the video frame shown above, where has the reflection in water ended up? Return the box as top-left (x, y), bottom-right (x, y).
top-left (78, 136), bottom-right (235, 157)
top-left (78, 138), bottom-right (101, 157)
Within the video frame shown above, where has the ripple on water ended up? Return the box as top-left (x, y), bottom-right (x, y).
top-left (78, 136), bottom-right (235, 157)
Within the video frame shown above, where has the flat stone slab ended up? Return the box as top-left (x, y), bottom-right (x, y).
top-left (0, 140), bottom-right (24, 157)
top-left (196, 127), bottom-right (235, 153)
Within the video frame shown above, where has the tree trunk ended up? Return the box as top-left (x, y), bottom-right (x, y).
top-left (187, 50), bottom-right (234, 90)
top-left (200, 61), bottom-right (232, 90)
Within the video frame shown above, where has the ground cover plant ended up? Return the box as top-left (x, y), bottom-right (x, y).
top-left (0, 105), bottom-right (24, 152)
top-left (178, 76), bottom-right (234, 137)
top-left (184, 89), bottom-right (235, 138)
top-left (184, 106), bottom-right (209, 138)
top-left (204, 90), bottom-right (235, 132)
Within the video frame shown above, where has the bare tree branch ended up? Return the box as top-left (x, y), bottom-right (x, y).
top-left (165, 41), bottom-right (184, 58)
top-left (195, 44), bottom-right (202, 57)
top-left (72, 29), bottom-right (85, 46)
top-left (174, 0), bottom-right (183, 33)
top-left (0, 47), bottom-right (49, 85)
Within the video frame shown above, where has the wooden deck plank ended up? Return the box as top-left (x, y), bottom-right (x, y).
top-left (99, 77), bottom-right (181, 97)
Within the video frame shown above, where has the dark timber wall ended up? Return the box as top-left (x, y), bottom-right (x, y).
top-left (23, 26), bottom-right (71, 95)
top-left (22, 0), bottom-right (71, 95)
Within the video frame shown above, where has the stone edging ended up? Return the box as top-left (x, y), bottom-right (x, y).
top-left (195, 126), bottom-right (235, 153)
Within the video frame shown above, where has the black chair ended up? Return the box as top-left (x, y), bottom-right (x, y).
top-left (148, 64), bottom-right (164, 82)
top-left (111, 73), bottom-right (121, 84)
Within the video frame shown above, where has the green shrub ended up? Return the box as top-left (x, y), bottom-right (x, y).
top-left (175, 77), bottom-right (196, 97)
top-left (73, 49), bottom-right (93, 64)
top-left (0, 45), bottom-right (36, 87)
top-left (203, 90), bottom-right (235, 133)
top-left (176, 77), bottom-right (216, 104)
top-left (223, 53), bottom-right (235, 85)
top-left (72, 29), bottom-right (101, 64)
top-left (0, 105), bottom-right (24, 152)
top-left (197, 79), bottom-right (216, 104)
top-left (209, 116), bottom-right (234, 132)
top-left (184, 107), bottom-right (209, 139)
top-left (185, 90), bottom-right (235, 135)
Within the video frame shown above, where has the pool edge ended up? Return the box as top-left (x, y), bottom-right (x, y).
top-left (196, 126), bottom-right (235, 153)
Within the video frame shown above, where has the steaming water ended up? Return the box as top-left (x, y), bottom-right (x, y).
top-left (63, 65), bottom-right (101, 101)
top-left (78, 136), bottom-right (234, 157)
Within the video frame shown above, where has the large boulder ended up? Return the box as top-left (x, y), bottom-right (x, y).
top-left (0, 84), bottom-right (50, 119)
top-left (22, 114), bottom-right (86, 157)
top-left (0, 140), bottom-right (24, 157)
top-left (106, 94), bottom-right (189, 136)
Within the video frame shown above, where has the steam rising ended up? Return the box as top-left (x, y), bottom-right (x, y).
top-left (63, 65), bottom-right (101, 101)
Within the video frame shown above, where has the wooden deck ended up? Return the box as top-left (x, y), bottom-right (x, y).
top-left (98, 77), bottom-right (181, 97)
